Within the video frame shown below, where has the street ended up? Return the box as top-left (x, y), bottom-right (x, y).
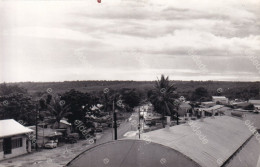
top-left (0, 112), bottom-right (140, 167)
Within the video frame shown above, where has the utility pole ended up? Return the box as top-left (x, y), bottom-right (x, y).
top-left (42, 124), bottom-right (45, 146)
top-left (177, 113), bottom-right (179, 125)
top-left (113, 101), bottom-right (117, 140)
top-left (35, 104), bottom-right (39, 151)
top-left (138, 107), bottom-right (141, 139)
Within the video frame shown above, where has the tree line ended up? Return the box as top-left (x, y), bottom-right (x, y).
top-left (1, 76), bottom-right (260, 129)
top-left (0, 83), bottom-right (142, 129)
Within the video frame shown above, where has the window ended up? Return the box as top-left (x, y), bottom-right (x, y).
top-left (12, 138), bottom-right (23, 149)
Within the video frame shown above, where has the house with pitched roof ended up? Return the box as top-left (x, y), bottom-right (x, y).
top-left (0, 119), bottom-right (34, 160)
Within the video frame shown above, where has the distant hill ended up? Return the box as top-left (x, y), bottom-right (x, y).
top-left (6, 80), bottom-right (260, 100)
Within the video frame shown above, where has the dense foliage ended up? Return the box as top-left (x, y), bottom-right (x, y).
top-left (1, 79), bottom-right (260, 128)
top-left (148, 75), bottom-right (179, 127)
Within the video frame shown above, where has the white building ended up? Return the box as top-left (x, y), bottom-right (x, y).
top-left (0, 119), bottom-right (33, 160)
top-left (201, 101), bottom-right (216, 108)
top-left (212, 96), bottom-right (229, 104)
top-left (248, 100), bottom-right (260, 105)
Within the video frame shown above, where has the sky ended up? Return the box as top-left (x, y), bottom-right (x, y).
top-left (0, 0), bottom-right (260, 82)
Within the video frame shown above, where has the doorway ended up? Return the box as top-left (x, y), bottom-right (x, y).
top-left (3, 138), bottom-right (12, 155)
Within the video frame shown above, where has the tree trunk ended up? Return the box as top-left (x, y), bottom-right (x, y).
top-left (56, 119), bottom-right (60, 129)
top-left (162, 109), bottom-right (165, 128)
top-left (162, 116), bottom-right (165, 128)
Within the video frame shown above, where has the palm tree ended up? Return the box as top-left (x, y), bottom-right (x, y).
top-left (46, 97), bottom-right (72, 128)
top-left (101, 91), bottom-right (125, 114)
top-left (149, 75), bottom-right (179, 127)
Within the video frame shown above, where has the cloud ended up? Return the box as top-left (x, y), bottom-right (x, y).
top-left (1, 0), bottom-right (260, 82)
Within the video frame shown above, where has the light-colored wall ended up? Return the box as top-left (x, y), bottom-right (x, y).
top-left (0, 135), bottom-right (28, 161)
top-left (201, 102), bottom-right (216, 108)
top-left (213, 98), bottom-right (228, 104)
top-left (0, 138), bottom-right (3, 160)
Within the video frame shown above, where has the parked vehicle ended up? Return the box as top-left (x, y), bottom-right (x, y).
top-left (65, 136), bottom-right (77, 144)
top-left (95, 128), bottom-right (103, 133)
top-left (231, 111), bottom-right (244, 117)
top-left (145, 119), bottom-right (156, 126)
top-left (68, 133), bottom-right (80, 140)
top-left (45, 140), bottom-right (57, 149)
top-left (108, 122), bottom-right (120, 128)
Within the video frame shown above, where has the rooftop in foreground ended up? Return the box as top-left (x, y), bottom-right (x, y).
top-left (67, 116), bottom-right (260, 167)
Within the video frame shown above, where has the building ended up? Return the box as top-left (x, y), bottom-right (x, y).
top-left (28, 126), bottom-right (62, 147)
top-left (201, 101), bottom-right (216, 108)
top-left (200, 105), bottom-right (225, 116)
top-left (0, 119), bottom-right (34, 160)
top-left (254, 105), bottom-right (260, 110)
top-left (59, 119), bottom-right (72, 135)
top-left (248, 100), bottom-right (260, 110)
top-left (248, 100), bottom-right (260, 105)
top-left (178, 102), bottom-right (192, 117)
top-left (67, 116), bottom-right (260, 167)
top-left (212, 96), bottom-right (229, 104)
top-left (231, 101), bottom-right (249, 108)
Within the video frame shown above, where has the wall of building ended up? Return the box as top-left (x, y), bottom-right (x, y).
top-left (213, 98), bottom-right (229, 104)
top-left (201, 102), bottom-right (216, 108)
top-left (0, 139), bottom-right (3, 161)
top-left (0, 135), bottom-right (28, 161)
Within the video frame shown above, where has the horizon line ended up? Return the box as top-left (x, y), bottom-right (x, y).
top-left (1, 79), bottom-right (260, 84)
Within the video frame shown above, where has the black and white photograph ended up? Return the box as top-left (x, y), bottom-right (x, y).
top-left (0, 0), bottom-right (260, 166)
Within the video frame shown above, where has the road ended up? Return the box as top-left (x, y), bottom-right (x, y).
top-left (0, 111), bottom-right (140, 167)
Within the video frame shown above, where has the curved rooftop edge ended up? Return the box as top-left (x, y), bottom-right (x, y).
top-left (67, 116), bottom-right (260, 167)
top-left (66, 139), bottom-right (201, 167)
top-left (127, 116), bottom-right (259, 167)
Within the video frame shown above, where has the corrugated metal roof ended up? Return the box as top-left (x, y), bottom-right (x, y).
top-left (129, 116), bottom-right (252, 167)
top-left (67, 140), bottom-right (201, 167)
top-left (249, 100), bottom-right (260, 105)
top-left (201, 105), bottom-right (224, 112)
top-left (179, 102), bottom-right (191, 108)
top-left (0, 119), bottom-right (34, 138)
top-left (212, 96), bottom-right (228, 99)
top-left (224, 135), bottom-right (260, 167)
top-left (67, 116), bottom-right (257, 167)
top-left (201, 101), bottom-right (216, 104)
top-left (60, 119), bottom-right (71, 125)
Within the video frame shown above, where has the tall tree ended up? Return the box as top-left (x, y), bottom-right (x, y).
top-left (46, 96), bottom-right (72, 128)
top-left (191, 87), bottom-right (209, 101)
top-left (120, 88), bottom-right (141, 109)
top-left (61, 89), bottom-right (95, 130)
top-left (100, 89), bottom-right (126, 113)
top-left (0, 84), bottom-right (35, 125)
top-left (148, 75), bottom-right (179, 127)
